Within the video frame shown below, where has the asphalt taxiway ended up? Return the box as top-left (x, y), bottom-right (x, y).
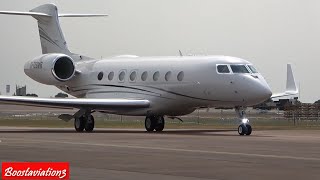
top-left (0, 127), bottom-right (320, 180)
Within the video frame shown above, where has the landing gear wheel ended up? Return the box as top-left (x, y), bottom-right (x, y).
top-left (155, 116), bottom-right (165, 132)
top-left (238, 124), bottom-right (248, 136)
top-left (74, 116), bottom-right (86, 132)
top-left (245, 124), bottom-right (252, 135)
top-left (85, 115), bottom-right (95, 132)
top-left (236, 107), bottom-right (253, 136)
top-left (145, 116), bottom-right (155, 132)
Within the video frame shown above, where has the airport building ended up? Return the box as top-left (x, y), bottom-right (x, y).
top-left (15, 85), bottom-right (26, 96)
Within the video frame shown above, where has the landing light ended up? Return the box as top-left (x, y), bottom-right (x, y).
top-left (242, 118), bottom-right (249, 124)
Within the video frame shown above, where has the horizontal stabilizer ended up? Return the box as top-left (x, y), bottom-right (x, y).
top-left (58, 14), bottom-right (108, 17)
top-left (0, 11), bottom-right (50, 17)
top-left (0, 11), bottom-right (107, 18)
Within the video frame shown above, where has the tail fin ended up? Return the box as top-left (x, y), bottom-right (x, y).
top-left (31, 4), bottom-right (70, 55)
top-left (286, 64), bottom-right (297, 92)
top-left (0, 4), bottom-right (107, 55)
top-left (271, 64), bottom-right (298, 99)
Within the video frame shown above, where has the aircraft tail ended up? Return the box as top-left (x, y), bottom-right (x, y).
top-left (271, 64), bottom-right (298, 99)
top-left (286, 64), bottom-right (297, 92)
top-left (0, 4), bottom-right (107, 56)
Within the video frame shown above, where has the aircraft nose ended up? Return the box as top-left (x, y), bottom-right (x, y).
top-left (260, 83), bottom-right (272, 100)
top-left (245, 76), bottom-right (273, 105)
top-left (254, 77), bottom-right (272, 102)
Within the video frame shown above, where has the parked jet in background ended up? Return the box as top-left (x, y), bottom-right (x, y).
top-left (0, 4), bottom-right (298, 135)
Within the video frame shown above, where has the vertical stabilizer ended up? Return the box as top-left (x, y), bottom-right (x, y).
top-left (30, 4), bottom-right (71, 55)
top-left (0, 4), bottom-right (107, 57)
top-left (271, 64), bottom-right (298, 99)
top-left (286, 64), bottom-right (297, 92)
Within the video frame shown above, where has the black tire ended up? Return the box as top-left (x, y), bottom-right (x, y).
top-left (145, 116), bottom-right (155, 132)
top-left (245, 124), bottom-right (252, 136)
top-left (238, 124), bottom-right (248, 136)
top-left (85, 115), bottom-right (95, 132)
top-left (74, 116), bottom-right (85, 132)
top-left (155, 116), bottom-right (165, 132)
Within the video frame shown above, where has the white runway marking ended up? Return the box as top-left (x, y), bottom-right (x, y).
top-left (2, 137), bottom-right (320, 161)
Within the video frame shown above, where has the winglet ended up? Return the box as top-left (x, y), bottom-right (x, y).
top-left (271, 64), bottom-right (298, 99)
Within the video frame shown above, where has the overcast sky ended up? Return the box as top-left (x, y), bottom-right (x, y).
top-left (0, 0), bottom-right (319, 102)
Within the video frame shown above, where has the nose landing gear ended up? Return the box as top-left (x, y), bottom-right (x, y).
top-left (236, 107), bottom-right (252, 136)
top-left (238, 123), bottom-right (252, 135)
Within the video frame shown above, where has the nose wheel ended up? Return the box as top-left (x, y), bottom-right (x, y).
top-left (236, 107), bottom-right (252, 136)
top-left (238, 124), bottom-right (252, 135)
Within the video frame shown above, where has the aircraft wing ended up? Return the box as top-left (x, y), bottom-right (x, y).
top-left (0, 96), bottom-right (150, 110)
top-left (271, 64), bottom-right (298, 99)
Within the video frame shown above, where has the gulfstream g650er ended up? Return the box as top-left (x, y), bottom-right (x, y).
top-left (0, 4), bottom-right (298, 135)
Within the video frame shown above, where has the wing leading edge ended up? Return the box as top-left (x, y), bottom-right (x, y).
top-left (0, 96), bottom-right (150, 109)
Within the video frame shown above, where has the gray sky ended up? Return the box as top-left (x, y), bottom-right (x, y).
top-left (0, 0), bottom-right (319, 102)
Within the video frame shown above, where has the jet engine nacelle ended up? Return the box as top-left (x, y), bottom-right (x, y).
top-left (24, 53), bottom-right (76, 85)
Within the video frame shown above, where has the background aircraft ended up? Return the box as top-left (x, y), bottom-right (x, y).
top-left (0, 4), bottom-right (297, 135)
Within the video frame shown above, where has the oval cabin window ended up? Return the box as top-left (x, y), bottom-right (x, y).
top-left (97, 72), bottom-right (103, 80)
top-left (177, 71), bottom-right (184, 81)
top-left (141, 71), bottom-right (148, 81)
top-left (130, 71), bottom-right (137, 81)
top-left (119, 71), bottom-right (125, 81)
top-left (165, 71), bottom-right (171, 81)
top-left (153, 71), bottom-right (160, 81)
top-left (108, 71), bottom-right (114, 81)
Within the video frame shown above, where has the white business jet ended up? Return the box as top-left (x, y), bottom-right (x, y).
top-left (0, 4), bottom-right (298, 135)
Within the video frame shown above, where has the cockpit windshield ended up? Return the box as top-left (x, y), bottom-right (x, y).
top-left (247, 65), bottom-right (258, 73)
top-left (230, 65), bottom-right (249, 73)
top-left (217, 65), bottom-right (230, 73)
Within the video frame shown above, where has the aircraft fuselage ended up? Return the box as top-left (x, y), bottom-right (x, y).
top-left (57, 55), bottom-right (272, 116)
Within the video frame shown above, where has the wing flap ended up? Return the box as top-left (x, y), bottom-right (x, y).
top-left (0, 96), bottom-right (150, 109)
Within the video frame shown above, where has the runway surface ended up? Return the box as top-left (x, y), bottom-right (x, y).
top-left (0, 127), bottom-right (320, 180)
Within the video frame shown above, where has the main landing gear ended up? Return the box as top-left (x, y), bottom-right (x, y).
top-left (236, 107), bottom-right (252, 136)
top-left (74, 114), bottom-right (95, 132)
top-left (145, 116), bottom-right (165, 132)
